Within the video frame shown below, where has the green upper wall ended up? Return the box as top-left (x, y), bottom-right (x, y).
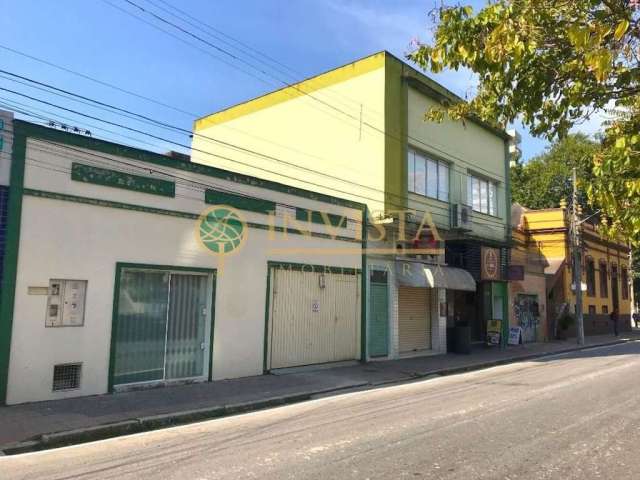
top-left (382, 54), bottom-right (510, 243)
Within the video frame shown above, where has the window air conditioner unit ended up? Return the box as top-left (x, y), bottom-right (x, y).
top-left (451, 203), bottom-right (472, 231)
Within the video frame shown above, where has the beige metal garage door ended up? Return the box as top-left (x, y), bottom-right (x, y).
top-left (268, 267), bottom-right (360, 369)
top-left (398, 287), bottom-right (431, 353)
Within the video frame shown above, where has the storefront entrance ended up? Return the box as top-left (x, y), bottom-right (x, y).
top-left (450, 290), bottom-right (484, 342)
top-left (398, 286), bottom-right (431, 353)
top-left (111, 265), bottom-right (215, 388)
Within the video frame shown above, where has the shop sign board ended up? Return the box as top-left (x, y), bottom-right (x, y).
top-left (481, 247), bottom-right (501, 281)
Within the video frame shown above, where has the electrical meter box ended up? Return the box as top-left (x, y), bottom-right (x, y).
top-left (45, 279), bottom-right (87, 327)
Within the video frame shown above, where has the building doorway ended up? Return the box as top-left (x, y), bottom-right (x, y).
top-left (111, 265), bottom-right (215, 389)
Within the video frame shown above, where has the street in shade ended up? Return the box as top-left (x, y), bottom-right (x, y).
top-left (2, 341), bottom-right (640, 479)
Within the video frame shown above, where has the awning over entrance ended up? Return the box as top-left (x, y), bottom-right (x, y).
top-left (396, 261), bottom-right (476, 291)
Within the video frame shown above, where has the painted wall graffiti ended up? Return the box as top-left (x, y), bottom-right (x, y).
top-left (515, 294), bottom-right (540, 342)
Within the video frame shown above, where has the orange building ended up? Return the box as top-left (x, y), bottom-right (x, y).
top-left (509, 205), bottom-right (548, 342)
top-left (512, 203), bottom-right (632, 339)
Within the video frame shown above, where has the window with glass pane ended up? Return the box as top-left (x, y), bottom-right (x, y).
top-left (414, 153), bottom-right (426, 195)
top-left (438, 162), bottom-right (449, 201)
top-left (407, 147), bottom-right (449, 201)
top-left (472, 178), bottom-right (481, 211)
top-left (407, 150), bottom-right (415, 193)
top-left (479, 181), bottom-right (488, 213)
top-left (600, 262), bottom-right (608, 297)
top-left (488, 182), bottom-right (497, 216)
top-left (622, 268), bottom-right (629, 299)
top-left (468, 174), bottom-right (498, 215)
top-left (426, 159), bottom-right (438, 198)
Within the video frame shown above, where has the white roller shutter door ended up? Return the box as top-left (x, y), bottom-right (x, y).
top-left (398, 287), bottom-right (431, 353)
top-left (268, 268), bottom-right (360, 369)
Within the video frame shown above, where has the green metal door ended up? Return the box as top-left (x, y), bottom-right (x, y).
top-left (491, 282), bottom-right (508, 346)
top-left (368, 270), bottom-right (388, 357)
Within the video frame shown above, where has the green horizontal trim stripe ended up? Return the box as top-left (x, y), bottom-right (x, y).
top-left (268, 260), bottom-right (361, 275)
top-left (25, 188), bottom-right (197, 220)
top-left (248, 222), bottom-right (358, 243)
top-left (71, 162), bottom-right (175, 198)
top-left (205, 189), bottom-right (276, 214)
top-left (295, 208), bottom-right (347, 228)
top-left (23, 189), bottom-right (362, 244)
top-left (16, 121), bottom-right (365, 210)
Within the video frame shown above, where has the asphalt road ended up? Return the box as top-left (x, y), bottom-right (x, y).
top-left (3, 341), bottom-right (640, 480)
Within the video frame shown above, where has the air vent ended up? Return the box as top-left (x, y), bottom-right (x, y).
top-left (52, 363), bottom-right (81, 391)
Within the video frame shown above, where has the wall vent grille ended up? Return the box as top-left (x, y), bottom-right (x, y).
top-left (52, 363), bottom-right (81, 391)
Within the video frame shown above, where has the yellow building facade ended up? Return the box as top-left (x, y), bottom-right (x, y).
top-left (192, 51), bottom-right (512, 359)
top-left (518, 205), bottom-right (632, 336)
top-left (509, 209), bottom-right (548, 342)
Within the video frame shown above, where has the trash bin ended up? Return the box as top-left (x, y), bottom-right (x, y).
top-left (455, 324), bottom-right (471, 354)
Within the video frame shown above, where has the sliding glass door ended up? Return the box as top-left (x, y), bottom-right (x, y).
top-left (165, 273), bottom-right (209, 379)
top-left (112, 267), bottom-right (213, 387)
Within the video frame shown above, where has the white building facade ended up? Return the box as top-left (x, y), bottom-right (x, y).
top-left (0, 119), bottom-right (365, 405)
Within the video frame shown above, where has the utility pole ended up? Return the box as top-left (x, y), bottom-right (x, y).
top-left (630, 247), bottom-right (635, 322)
top-left (572, 167), bottom-right (585, 345)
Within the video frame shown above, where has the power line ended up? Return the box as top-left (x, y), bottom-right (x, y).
top-left (0, 75), bottom-right (390, 196)
top-left (101, 0), bottom-right (276, 90)
top-left (3, 91), bottom-right (408, 219)
top-left (105, 0), bottom-right (507, 179)
top-left (11, 103), bottom-right (466, 230)
top-left (103, 0), bottom-right (371, 135)
top-left (0, 69), bottom-right (508, 197)
top-left (151, 0), bottom-right (301, 80)
top-left (6, 95), bottom-right (505, 230)
top-left (0, 44), bottom-right (196, 117)
top-left (8, 96), bottom-right (518, 236)
top-left (143, 0), bottom-right (383, 118)
top-left (22, 139), bottom-right (365, 226)
top-left (0, 96), bottom-right (176, 152)
top-left (0, 73), bottom-right (508, 229)
top-left (1, 38), bottom-right (503, 182)
top-left (0, 72), bottom-right (184, 138)
top-left (0, 66), bottom-right (509, 231)
top-left (0, 44), bottom-right (367, 170)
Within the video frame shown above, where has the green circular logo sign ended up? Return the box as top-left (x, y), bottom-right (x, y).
top-left (197, 206), bottom-right (246, 255)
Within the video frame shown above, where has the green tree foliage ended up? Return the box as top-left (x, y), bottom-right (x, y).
top-left (512, 134), bottom-right (599, 209)
top-left (408, 0), bottom-right (640, 245)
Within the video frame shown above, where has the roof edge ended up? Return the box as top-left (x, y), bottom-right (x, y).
top-left (14, 120), bottom-right (366, 211)
top-left (194, 51), bottom-right (387, 131)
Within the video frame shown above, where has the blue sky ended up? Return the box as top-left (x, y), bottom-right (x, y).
top-left (0, 1), bottom-right (602, 161)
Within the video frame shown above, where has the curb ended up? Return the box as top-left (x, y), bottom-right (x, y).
top-left (369, 338), bottom-right (635, 388)
top-left (1, 338), bottom-right (634, 455)
top-left (0, 383), bottom-right (369, 456)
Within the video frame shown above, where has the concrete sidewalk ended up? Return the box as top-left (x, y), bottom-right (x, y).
top-left (1, 333), bottom-right (637, 454)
